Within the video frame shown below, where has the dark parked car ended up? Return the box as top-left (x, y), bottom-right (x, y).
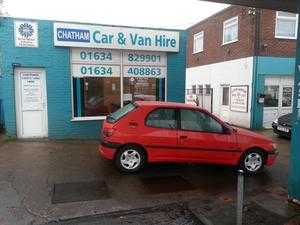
top-left (272, 113), bottom-right (292, 138)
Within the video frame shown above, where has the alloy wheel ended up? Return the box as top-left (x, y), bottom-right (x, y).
top-left (244, 152), bottom-right (263, 172)
top-left (120, 149), bottom-right (141, 170)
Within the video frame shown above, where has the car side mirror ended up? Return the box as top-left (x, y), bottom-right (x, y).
top-left (223, 126), bottom-right (231, 134)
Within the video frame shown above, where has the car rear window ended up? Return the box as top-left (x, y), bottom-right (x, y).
top-left (106, 103), bottom-right (136, 123)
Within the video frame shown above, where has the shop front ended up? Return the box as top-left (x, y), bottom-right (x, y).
top-left (0, 18), bottom-right (187, 139)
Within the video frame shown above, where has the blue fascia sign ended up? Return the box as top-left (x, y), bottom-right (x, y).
top-left (54, 23), bottom-right (179, 52)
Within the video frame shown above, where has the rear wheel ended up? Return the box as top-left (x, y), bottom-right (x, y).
top-left (240, 150), bottom-right (265, 175)
top-left (115, 145), bottom-right (146, 173)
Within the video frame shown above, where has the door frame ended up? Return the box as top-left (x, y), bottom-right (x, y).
top-left (14, 68), bottom-right (48, 138)
top-left (263, 75), bottom-right (294, 128)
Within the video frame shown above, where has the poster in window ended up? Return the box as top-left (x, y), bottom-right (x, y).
top-left (230, 85), bottom-right (249, 112)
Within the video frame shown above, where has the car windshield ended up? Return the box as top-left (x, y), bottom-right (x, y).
top-left (106, 103), bottom-right (136, 123)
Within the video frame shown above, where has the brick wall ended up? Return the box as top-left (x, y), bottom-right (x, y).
top-left (187, 6), bottom-right (255, 68)
top-left (258, 9), bottom-right (296, 57)
top-left (187, 6), bottom-right (297, 68)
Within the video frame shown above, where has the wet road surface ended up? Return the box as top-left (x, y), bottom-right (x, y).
top-left (0, 130), bottom-right (298, 225)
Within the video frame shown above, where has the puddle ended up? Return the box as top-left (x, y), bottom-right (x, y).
top-left (52, 180), bottom-right (111, 204)
top-left (45, 203), bottom-right (204, 225)
top-left (140, 175), bottom-right (196, 194)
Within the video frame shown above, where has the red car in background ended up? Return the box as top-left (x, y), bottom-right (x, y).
top-left (99, 101), bottom-right (278, 174)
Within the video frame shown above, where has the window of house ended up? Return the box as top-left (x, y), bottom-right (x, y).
top-left (223, 16), bottom-right (238, 45)
top-left (180, 109), bottom-right (223, 133)
top-left (222, 86), bottom-right (230, 106)
top-left (193, 31), bottom-right (204, 53)
top-left (145, 108), bottom-right (177, 129)
top-left (275, 11), bottom-right (298, 39)
top-left (264, 85), bottom-right (279, 107)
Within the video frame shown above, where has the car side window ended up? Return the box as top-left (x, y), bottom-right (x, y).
top-left (180, 109), bottom-right (224, 133)
top-left (146, 108), bottom-right (177, 129)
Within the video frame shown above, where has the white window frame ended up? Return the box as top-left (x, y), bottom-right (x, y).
top-left (275, 11), bottom-right (298, 40)
top-left (193, 31), bottom-right (204, 54)
top-left (222, 16), bottom-right (239, 45)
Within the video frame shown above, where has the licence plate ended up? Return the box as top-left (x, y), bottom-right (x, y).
top-left (277, 126), bottom-right (289, 133)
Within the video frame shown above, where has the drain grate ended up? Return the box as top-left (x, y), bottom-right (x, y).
top-left (45, 203), bottom-right (204, 225)
top-left (52, 180), bottom-right (111, 204)
top-left (140, 175), bottom-right (196, 194)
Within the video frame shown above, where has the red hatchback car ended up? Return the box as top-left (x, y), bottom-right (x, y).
top-left (99, 101), bottom-right (278, 174)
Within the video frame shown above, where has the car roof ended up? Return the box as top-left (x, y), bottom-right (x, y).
top-left (135, 101), bottom-right (203, 110)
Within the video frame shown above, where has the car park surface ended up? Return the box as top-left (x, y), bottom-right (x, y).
top-left (100, 101), bottom-right (278, 174)
top-left (0, 130), bottom-right (297, 225)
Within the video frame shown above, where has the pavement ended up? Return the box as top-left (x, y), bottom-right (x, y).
top-left (0, 130), bottom-right (299, 225)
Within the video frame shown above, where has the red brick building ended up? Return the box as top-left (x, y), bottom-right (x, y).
top-left (186, 6), bottom-right (297, 129)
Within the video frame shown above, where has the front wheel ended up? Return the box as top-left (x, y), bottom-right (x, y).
top-left (240, 150), bottom-right (265, 175)
top-left (115, 146), bottom-right (146, 173)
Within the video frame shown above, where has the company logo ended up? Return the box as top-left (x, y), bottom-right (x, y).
top-left (57, 28), bottom-right (90, 42)
top-left (18, 23), bottom-right (34, 38)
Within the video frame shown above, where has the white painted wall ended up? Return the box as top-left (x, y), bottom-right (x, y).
top-left (186, 57), bottom-right (254, 128)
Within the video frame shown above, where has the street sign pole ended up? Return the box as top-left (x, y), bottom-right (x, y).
top-left (237, 170), bottom-right (244, 225)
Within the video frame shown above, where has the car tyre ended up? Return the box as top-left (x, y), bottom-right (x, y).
top-left (239, 150), bottom-right (265, 175)
top-left (115, 145), bottom-right (146, 173)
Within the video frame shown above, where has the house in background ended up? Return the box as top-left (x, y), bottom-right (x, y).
top-left (186, 5), bottom-right (297, 129)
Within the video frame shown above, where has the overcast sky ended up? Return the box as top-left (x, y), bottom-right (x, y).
top-left (3, 0), bottom-right (229, 29)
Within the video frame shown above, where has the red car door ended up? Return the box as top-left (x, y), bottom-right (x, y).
top-left (177, 109), bottom-right (240, 165)
top-left (141, 107), bottom-right (179, 161)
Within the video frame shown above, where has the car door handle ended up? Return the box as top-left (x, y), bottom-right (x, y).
top-left (179, 135), bottom-right (188, 139)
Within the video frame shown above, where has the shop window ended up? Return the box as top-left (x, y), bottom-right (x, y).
top-left (282, 87), bottom-right (293, 107)
top-left (222, 86), bottom-right (229, 106)
top-left (146, 108), bottom-right (177, 129)
top-left (123, 77), bottom-right (165, 106)
top-left (73, 77), bottom-right (121, 117)
top-left (193, 31), bottom-right (204, 53)
top-left (71, 49), bottom-right (167, 119)
top-left (264, 85), bottom-right (279, 107)
top-left (275, 11), bottom-right (298, 39)
top-left (180, 109), bottom-right (223, 133)
top-left (223, 16), bottom-right (238, 45)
